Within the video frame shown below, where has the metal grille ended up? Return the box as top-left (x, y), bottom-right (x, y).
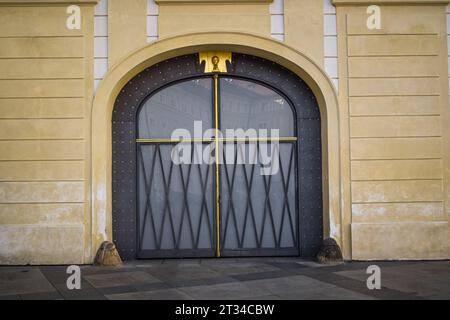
top-left (220, 141), bottom-right (298, 256)
top-left (137, 142), bottom-right (215, 257)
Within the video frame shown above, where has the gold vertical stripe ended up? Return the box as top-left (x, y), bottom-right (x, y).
top-left (214, 74), bottom-right (221, 257)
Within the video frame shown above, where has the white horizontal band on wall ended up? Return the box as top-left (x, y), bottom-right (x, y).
top-left (270, 0), bottom-right (285, 42)
top-left (94, 0), bottom-right (108, 92)
top-left (324, 0), bottom-right (339, 91)
top-left (447, 5), bottom-right (449, 93)
top-left (147, 0), bottom-right (159, 43)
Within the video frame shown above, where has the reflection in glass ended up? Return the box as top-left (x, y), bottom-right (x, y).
top-left (220, 78), bottom-right (294, 137)
top-left (138, 78), bottom-right (213, 139)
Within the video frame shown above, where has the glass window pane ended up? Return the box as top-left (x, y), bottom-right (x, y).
top-left (220, 78), bottom-right (295, 137)
top-left (138, 78), bottom-right (213, 139)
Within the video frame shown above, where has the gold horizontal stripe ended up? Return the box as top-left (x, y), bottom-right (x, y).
top-left (136, 137), bottom-right (298, 143)
top-left (137, 138), bottom-right (210, 143)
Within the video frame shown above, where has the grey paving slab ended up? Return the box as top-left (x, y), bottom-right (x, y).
top-left (96, 285), bottom-right (138, 295)
top-left (0, 294), bottom-right (21, 300)
top-left (336, 261), bottom-right (450, 300)
top-left (168, 275), bottom-right (237, 288)
top-left (177, 281), bottom-right (270, 300)
top-left (277, 292), bottom-right (373, 300)
top-left (244, 275), bottom-right (375, 300)
top-left (0, 267), bottom-right (55, 296)
top-left (240, 295), bottom-right (282, 300)
top-left (20, 291), bottom-right (63, 300)
top-left (1, 259), bottom-right (449, 300)
top-left (80, 265), bottom-right (138, 276)
top-left (203, 260), bottom-right (282, 276)
top-left (304, 269), bottom-right (422, 300)
top-left (132, 282), bottom-right (171, 292)
top-left (40, 266), bottom-right (94, 291)
top-left (106, 288), bottom-right (193, 300)
top-left (231, 270), bottom-right (291, 282)
top-left (84, 270), bottom-right (161, 288)
top-left (39, 266), bottom-right (72, 285)
top-left (295, 260), bottom-right (343, 268)
top-left (145, 264), bottom-right (222, 282)
top-left (54, 284), bottom-right (106, 300)
top-left (160, 259), bottom-right (203, 266)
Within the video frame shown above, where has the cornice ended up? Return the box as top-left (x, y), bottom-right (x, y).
top-left (333, 0), bottom-right (449, 5)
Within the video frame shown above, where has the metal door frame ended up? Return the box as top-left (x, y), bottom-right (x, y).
top-left (111, 53), bottom-right (323, 260)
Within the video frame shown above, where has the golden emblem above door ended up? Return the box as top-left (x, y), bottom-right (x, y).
top-left (199, 51), bottom-right (232, 73)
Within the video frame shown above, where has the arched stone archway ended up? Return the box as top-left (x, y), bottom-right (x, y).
top-left (91, 32), bottom-right (344, 261)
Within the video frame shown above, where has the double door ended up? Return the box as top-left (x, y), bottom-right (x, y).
top-left (136, 75), bottom-right (299, 258)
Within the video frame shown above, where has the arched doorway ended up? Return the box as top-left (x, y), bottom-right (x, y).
top-left (112, 53), bottom-right (323, 260)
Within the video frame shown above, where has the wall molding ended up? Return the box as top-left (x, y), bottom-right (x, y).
top-left (0, 0), bottom-right (98, 5)
top-left (155, 0), bottom-right (272, 3)
top-left (333, 0), bottom-right (449, 5)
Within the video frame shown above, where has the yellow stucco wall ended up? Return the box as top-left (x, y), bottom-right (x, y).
top-left (0, 0), bottom-right (449, 264)
top-left (0, 0), bottom-right (95, 264)
top-left (108, 0), bottom-right (147, 66)
top-left (334, 0), bottom-right (450, 259)
top-left (158, 2), bottom-right (271, 38)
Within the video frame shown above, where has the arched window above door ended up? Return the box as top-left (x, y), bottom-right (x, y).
top-left (220, 77), bottom-right (295, 137)
top-left (138, 78), bottom-right (213, 139)
top-left (137, 76), bottom-right (296, 140)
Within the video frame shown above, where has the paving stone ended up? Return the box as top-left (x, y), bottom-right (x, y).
top-left (266, 261), bottom-right (308, 270)
top-left (295, 260), bottom-right (342, 268)
top-left (39, 266), bottom-right (71, 285)
top-left (145, 264), bottom-right (222, 282)
top-left (336, 262), bottom-right (450, 300)
top-left (277, 291), bottom-right (374, 300)
top-left (40, 266), bottom-right (93, 291)
top-left (0, 294), bottom-right (21, 300)
top-left (240, 295), bottom-right (282, 300)
top-left (84, 271), bottom-right (161, 288)
top-left (0, 267), bottom-right (55, 296)
top-left (244, 275), bottom-right (375, 300)
top-left (95, 282), bottom-right (170, 295)
top-left (55, 285), bottom-right (106, 300)
top-left (178, 281), bottom-right (266, 300)
top-left (80, 265), bottom-right (136, 276)
top-left (231, 270), bottom-right (291, 282)
top-left (160, 259), bottom-right (202, 266)
top-left (106, 288), bottom-right (193, 300)
top-left (169, 275), bottom-right (237, 288)
top-left (20, 291), bottom-right (63, 300)
top-left (204, 261), bottom-right (282, 276)
top-left (425, 292), bottom-right (450, 300)
top-left (132, 282), bottom-right (171, 292)
top-left (1, 259), bottom-right (449, 300)
top-left (96, 285), bottom-right (138, 295)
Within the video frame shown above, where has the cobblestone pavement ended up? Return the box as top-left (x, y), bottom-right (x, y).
top-left (0, 258), bottom-right (449, 300)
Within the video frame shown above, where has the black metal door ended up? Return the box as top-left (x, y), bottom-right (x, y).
top-left (219, 77), bottom-right (299, 257)
top-left (112, 53), bottom-right (323, 260)
top-left (136, 78), bottom-right (216, 258)
top-left (136, 76), bottom-right (299, 258)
